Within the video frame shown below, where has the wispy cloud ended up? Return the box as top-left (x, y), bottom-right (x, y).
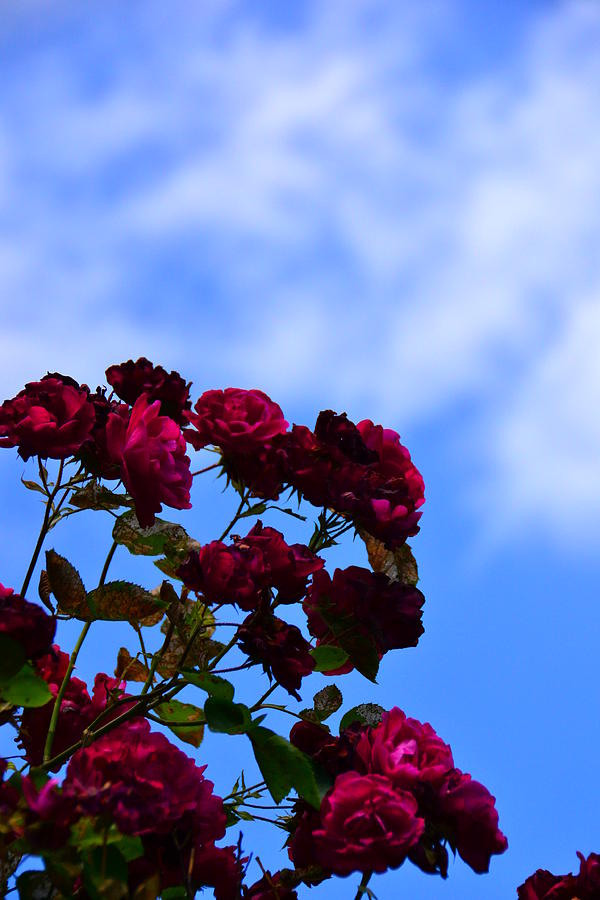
top-left (1, 0), bottom-right (599, 545)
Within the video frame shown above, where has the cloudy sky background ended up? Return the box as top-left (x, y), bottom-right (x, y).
top-left (1, 1), bottom-right (599, 896)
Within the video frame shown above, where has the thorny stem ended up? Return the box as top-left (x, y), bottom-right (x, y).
top-left (20, 459), bottom-right (65, 596)
top-left (191, 462), bottom-right (220, 477)
top-left (140, 619), bottom-right (175, 695)
top-left (250, 682), bottom-right (279, 712)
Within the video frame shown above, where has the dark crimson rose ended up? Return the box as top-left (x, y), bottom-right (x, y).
top-left (185, 389), bottom-right (289, 499)
top-left (285, 411), bottom-right (424, 548)
top-left (185, 388), bottom-right (288, 453)
top-left (76, 388), bottom-right (129, 479)
top-left (303, 567), bottom-right (424, 673)
top-left (105, 394), bottom-right (192, 527)
top-left (243, 870), bottom-right (298, 898)
top-left (237, 612), bottom-right (314, 698)
top-left (436, 770), bottom-right (508, 874)
top-left (105, 357), bottom-right (192, 424)
top-left (236, 521), bottom-right (324, 602)
top-left (192, 843), bottom-right (243, 900)
top-left (64, 719), bottom-right (225, 838)
top-left (178, 540), bottom-right (264, 610)
top-left (290, 720), bottom-right (365, 780)
top-left (518, 852), bottom-right (600, 899)
top-left (311, 772), bottom-right (424, 876)
top-left (355, 706), bottom-right (454, 788)
top-left (517, 870), bottom-right (575, 899)
top-left (0, 375), bottom-right (95, 460)
top-left (20, 647), bottom-right (131, 770)
top-left (0, 585), bottom-right (55, 659)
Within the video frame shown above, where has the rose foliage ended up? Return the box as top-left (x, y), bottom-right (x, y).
top-left (0, 358), bottom-right (564, 898)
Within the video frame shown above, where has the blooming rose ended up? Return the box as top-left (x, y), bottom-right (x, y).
top-left (435, 770), bottom-right (508, 874)
top-left (0, 375), bottom-right (95, 460)
top-left (310, 772), bottom-right (424, 876)
top-left (0, 586), bottom-right (56, 660)
top-left (235, 521), bottom-right (324, 603)
top-left (286, 411), bottom-right (424, 548)
top-left (237, 612), bottom-right (315, 698)
top-left (355, 707), bottom-right (454, 788)
top-left (289, 720), bottom-right (365, 780)
top-left (518, 852), bottom-right (600, 899)
top-left (106, 394), bottom-right (192, 527)
top-left (243, 870), bottom-right (298, 898)
top-left (185, 388), bottom-right (288, 453)
top-left (178, 539), bottom-right (265, 610)
top-left (303, 567), bottom-right (424, 673)
top-left (354, 707), bottom-right (507, 875)
top-left (76, 389), bottom-right (129, 479)
top-left (106, 357), bottom-right (192, 424)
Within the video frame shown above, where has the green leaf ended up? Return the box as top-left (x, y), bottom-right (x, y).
top-left (154, 700), bottom-right (205, 748)
top-left (113, 510), bottom-right (189, 557)
top-left (312, 684), bottom-right (343, 721)
top-left (70, 482), bottom-right (128, 511)
top-left (69, 819), bottom-right (144, 861)
top-left (20, 477), bottom-right (47, 496)
top-left (336, 631), bottom-right (380, 683)
top-left (248, 726), bottom-right (321, 808)
top-left (45, 549), bottom-right (88, 618)
top-left (181, 671), bottom-right (235, 701)
top-left (204, 697), bottom-right (252, 734)
top-left (161, 890), bottom-right (190, 900)
top-left (310, 645), bottom-right (349, 672)
top-left (0, 635), bottom-right (26, 680)
top-left (85, 581), bottom-right (166, 625)
top-left (0, 664), bottom-right (52, 708)
top-left (238, 501), bottom-right (268, 519)
top-left (339, 703), bottom-right (385, 733)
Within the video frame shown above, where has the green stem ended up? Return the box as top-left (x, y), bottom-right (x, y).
top-left (42, 620), bottom-right (91, 763)
top-left (218, 490), bottom-right (248, 542)
top-left (140, 619), bottom-right (175, 696)
top-left (207, 633), bottom-right (238, 671)
top-left (20, 459), bottom-right (64, 596)
top-left (41, 540), bottom-right (117, 764)
top-left (249, 682), bottom-right (279, 712)
top-left (354, 871), bottom-right (373, 900)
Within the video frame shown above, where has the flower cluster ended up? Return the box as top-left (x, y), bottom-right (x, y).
top-left (518, 852), bottom-right (600, 898)
top-left (21, 718), bottom-right (240, 897)
top-left (288, 708), bottom-right (507, 880)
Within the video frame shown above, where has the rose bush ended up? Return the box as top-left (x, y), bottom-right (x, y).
top-left (4, 357), bottom-right (583, 899)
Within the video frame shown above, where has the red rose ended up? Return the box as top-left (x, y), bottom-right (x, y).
top-left (237, 612), bottom-right (314, 698)
top-left (0, 376), bottom-right (95, 460)
top-left (185, 388), bottom-right (288, 453)
top-left (303, 567), bottom-right (424, 673)
top-left (355, 707), bottom-right (454, 788)
top-left (311, 772), bottom-right (424, 876)
top-left (236, 521), bottom-right (324, 603)
top-left (105, 357), bottom-right (192, 424)
top-left (106, 394), bottom-right (192, 527)
top-left (64, 719), bottom-right (226, 842)
top-left (436, 770), bottom-right (508, 874)
top-left (178, 540), bottom-right (264, 610)
top-left (286, 411), bottom-right (424, 548)
top-left (518, 852), bottom-right (600, 899)
top-left (0, 586), bottom-right (56, 660)
top-left (289, 720), bottom-right (365, 779)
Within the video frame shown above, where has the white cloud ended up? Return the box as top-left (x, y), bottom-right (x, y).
top-left (0, 0), bottom-right (599, 544)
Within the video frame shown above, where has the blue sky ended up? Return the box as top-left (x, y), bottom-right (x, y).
top-left (1, 0), bottom-right (600, 896)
